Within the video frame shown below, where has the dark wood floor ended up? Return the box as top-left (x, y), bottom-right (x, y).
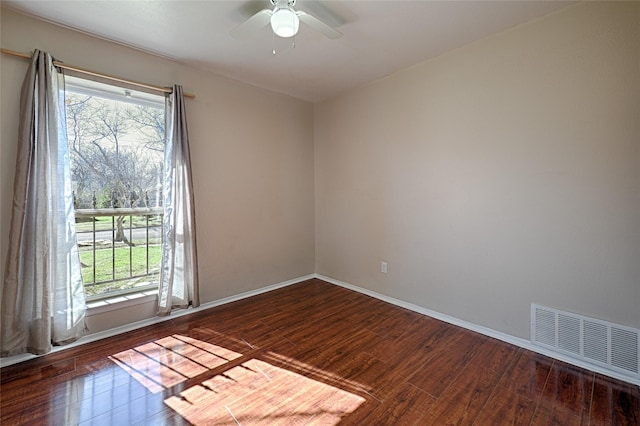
top-left (1, 279), bottom-right (638, 425)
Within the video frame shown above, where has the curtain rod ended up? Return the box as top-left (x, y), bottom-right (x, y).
top-left (1, 48), bottom-right (195, 99)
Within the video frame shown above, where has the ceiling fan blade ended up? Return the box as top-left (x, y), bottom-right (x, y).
top-left (231, 9), bottom-right (272, 39)
top-left (297, 11), bottom-right (342, 39)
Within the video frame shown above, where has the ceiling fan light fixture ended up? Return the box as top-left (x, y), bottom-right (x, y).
top-left (271, 8), bottom-right (299, 38)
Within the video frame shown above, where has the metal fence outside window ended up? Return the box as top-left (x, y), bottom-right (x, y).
top-left (75, 206), bottom-right (162, 301)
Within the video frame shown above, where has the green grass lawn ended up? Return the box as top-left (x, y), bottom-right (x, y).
top-left (80, 244), bottom-right (161, 297)
top-left (76, 216), bottom-right (162, 233)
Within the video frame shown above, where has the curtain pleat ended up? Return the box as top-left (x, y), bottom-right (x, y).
top-left (158, 85), bottom-right (199, 315)
top-left (1, 50), bottom-right (86, 357)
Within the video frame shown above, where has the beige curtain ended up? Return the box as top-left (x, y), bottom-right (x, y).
top-left (158, 85), bottom-right (199, 315)
top-left (1, 50), bottom-right (86, 356)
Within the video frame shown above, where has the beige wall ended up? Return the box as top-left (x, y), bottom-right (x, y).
top-left (1, 8), bottom-right (315, 332)
top-left (315, 1), bottom-right (640, 339)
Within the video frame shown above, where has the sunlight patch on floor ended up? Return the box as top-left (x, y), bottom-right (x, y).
top-left (165, 358), bottom-right (366, 425)
top-left (108, 334), bottom-right (243, 393)
top-left (109, 334), bottom-right (367, 424)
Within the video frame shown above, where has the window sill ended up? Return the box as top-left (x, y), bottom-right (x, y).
top-left (86, 290), bottom-right (158, 316)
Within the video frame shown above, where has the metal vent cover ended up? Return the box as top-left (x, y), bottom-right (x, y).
top-left (532, 304), bottom-right (639, 378)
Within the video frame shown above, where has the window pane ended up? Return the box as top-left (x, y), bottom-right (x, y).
top-left (66, 76), bottom-right (165, 300)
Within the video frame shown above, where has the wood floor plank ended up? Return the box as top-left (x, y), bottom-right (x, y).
top-left (537, 361), bottom-right (594, 424)
top-left (277, 326), bottom-right (384, 376)
top-left (364, 318), bottom-right (456, 369)
top-left (225, 319), bottom-right (289, 349)
top-left (361, 382), bottom-right (436, 425)
top-left (589, 373), bottom-right (640, 425)
top-left (496, 348), bottom-right (554, 400)
top-left (473, 386), bottom-right (538, 425)
top-left (420, 338), bottom-right (518, 425)
top-left (530, 404), bottom-right (585, 426)
top-left (332, 351), bottom-right (401, 401)
top-left (406, 329), bottom-right (486, 398)
top-left (361, 305), bottom-right (420, 341)
top-left (1, 278), bottom-right (637, 426)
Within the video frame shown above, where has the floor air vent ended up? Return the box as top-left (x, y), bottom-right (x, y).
top-left (531, 304), bottom-right (639, 378)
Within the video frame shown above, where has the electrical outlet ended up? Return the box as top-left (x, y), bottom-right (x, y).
top-left (381, 261), bottom-right (388, 274)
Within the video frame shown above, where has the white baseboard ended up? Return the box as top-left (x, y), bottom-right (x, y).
top-left (0, 274), bottom-right (315, 369)
top-left (315, 274), bottom-right (640, 387)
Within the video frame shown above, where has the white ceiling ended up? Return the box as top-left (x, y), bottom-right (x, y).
top-left (3, 1), bottom-right (573, 102)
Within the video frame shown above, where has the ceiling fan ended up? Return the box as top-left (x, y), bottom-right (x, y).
top-left (231, 0), bottom-right (342, 40)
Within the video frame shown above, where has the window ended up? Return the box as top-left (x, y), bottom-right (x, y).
top-left (65, 75), bottom-right (166, 301)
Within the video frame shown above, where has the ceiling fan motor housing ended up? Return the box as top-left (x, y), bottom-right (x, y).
top-left (270, 0), bottom-right (299, 38)
top-left (271, 0), bottom-right (296, 7)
